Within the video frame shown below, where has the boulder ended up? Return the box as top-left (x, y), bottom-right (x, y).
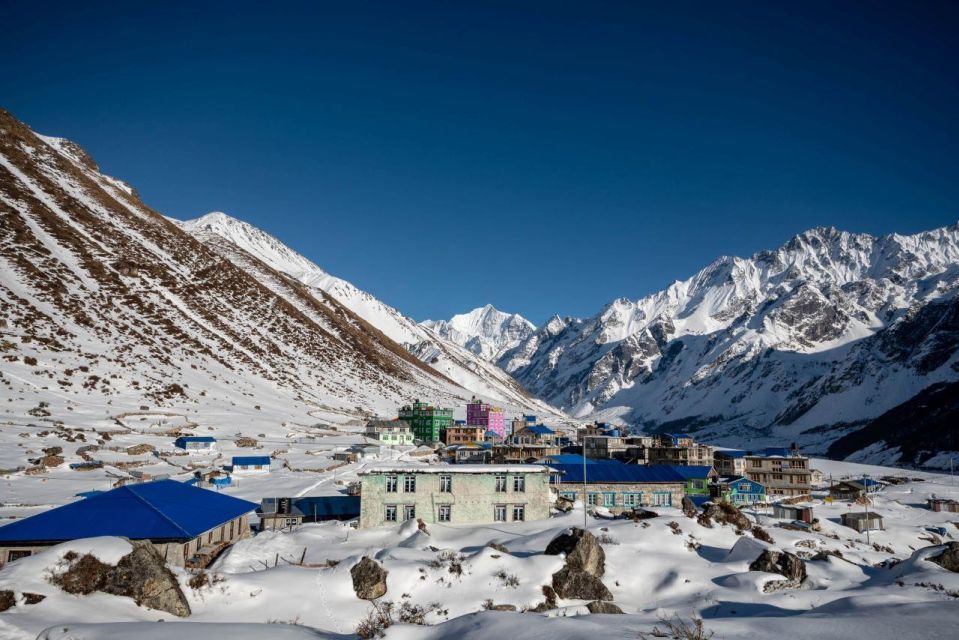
top-left (50, 543), bottom-right (190, 617)
top-left (351, 556), bottom-right (388, 600)
top-left (545, 528), bottom-right (605, 577)
top-left (0, 590), bottom-right (14, 612)
top-left (101, 541), bottom-right (191, 617)
top-left (586, 600), bottom-right (624, 614)
top-left (749, 549), bottom-right (807, 590)
top-left (488, 603), bottom-right (517, 611)
top-left (551, 566), bottom-right (613, 601)
top-left (486, 542), bottom-right (509, 554)
top-left (929, 541), bottom-right (959, 572)
top-left (681, 497), bottom-right (697, 518)
top-left (42, 446), bottom-right (63, 456)
top-left (555, 498), bottom-right (574, 513)
top-left (23, 592), bottom-right (46, 605)
top-left (702, 502), bottom-right (751, 531)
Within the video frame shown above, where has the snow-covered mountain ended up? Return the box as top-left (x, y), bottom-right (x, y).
top-left (500, 225), bottom-right (959, 466)
top-left (422, 305), bottom-right (535, 362)
top-left (176, 213), bottom-right (556, 415)
top-left (0, 108), bottom-right (559, 431)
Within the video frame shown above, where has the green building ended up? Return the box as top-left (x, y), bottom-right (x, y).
top-left (397, 400), bottom-right (453, 443)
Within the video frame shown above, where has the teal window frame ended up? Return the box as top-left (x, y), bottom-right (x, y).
top-left (559, 491), bottom-right (577, 501)
top-left (603, 492), bottom-right (616, 507)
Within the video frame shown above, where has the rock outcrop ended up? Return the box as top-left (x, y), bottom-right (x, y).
top-left (351, 556), bottom-right (388, 600)
top-left (545, 528), bottom-right (613, 601)
top-left (928, 541), bottom-right (959, 572)
top-left (586, 600), bottom-right (624, 614)
top-left (749, 549), bottom-right (807, 592)
top-left (50, 542), bottom-right (190, 617)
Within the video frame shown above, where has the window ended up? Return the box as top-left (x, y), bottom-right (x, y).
top-left (229, 520), bottom-right (234, 539)
top-left (495, 475), bottom-right (507, 492)
top-left (440, 475), bottom-right (452, 492)
top-left (6, 550), bottom-right (31, 562)
top-left (512, 505), bottom-right (525, 522)
top-left (603, 492), bottom-right (616, 507)
top-left (513, 475), bottom-right (526, 492)
top-left (560, 491), bottom-right (577, 501)
top-left (404, 505), bottom-right (416, 520)
top-left (622, 492), bottom-right (642, 507)
top-left (652, 492), bottom-right (672, 507)
top-left (386, 475), bottom-right (398, 492)
top-left (587, 493), bottom-right (599, 506)
top-left (385, 505), bottom-right (397, 522)
top-left (494, 504), bottom-right (507, 522)
top-left (438, 505), bottom-right (451, 522)
top-left (404, 475), bottom-right (417, 492)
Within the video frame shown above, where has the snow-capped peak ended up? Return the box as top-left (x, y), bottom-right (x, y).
top-left (422, 305), bottom-right (536, 362)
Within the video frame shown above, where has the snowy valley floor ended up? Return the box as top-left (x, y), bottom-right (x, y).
top-left (2, 458), bottom-right (959, 639)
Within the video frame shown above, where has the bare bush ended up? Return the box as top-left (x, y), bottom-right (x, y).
top-left (639, 613), bottom-right (715, 639)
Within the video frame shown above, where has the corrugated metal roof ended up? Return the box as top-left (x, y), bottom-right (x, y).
top-left (526, 425), bottom-right (556, 434)
top-left (261, 496), bottom-right (361, 518)
top-left (175, 436), bottom-right (216, 444)
top-left (667, 465), bottom-right (715, 479)
top-left (549, 464), bottom-right (692, 484)
top-left (232, 456), bottom-right (271, 466)
top-left (715, 449), bottom-right (747, 458)
top-left (0, 480), bottom-right (257, 544)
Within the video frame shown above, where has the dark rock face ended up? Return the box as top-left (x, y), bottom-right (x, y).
top-left (23, 592), bottom-right (45, 605)
top-left (49, 542), bottom-right (190, 617)
top-left (702, 502), bottom-right (752, 531)
top-left (351, 556), bottom-right (388, 600)
top-left (0, 590), bottom-right (14, 612)
top-left (586, 600), bottom-right (624, 614)
top-left (749, 549), bottom-right (807, 591)
top-left (101, 541), bottom-right (190, 617)
top-left (551, 567), bottom-right (613, 601)
top-left (928, 541), bottom-right (959, 572)
top-left (681, 497), bottom-right (697, 518)
top-left (545, 528), bottom-right (605, 577)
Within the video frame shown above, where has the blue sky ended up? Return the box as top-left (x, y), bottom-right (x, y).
top-left (3, 1), bottom-right (957, 325)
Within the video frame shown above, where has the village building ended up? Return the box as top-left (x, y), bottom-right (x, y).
top-left (549, 463), bottom-right (692, 512)
top-left (841, 511), bottom-right (884, 533)
top-left (466, 398), bottom-right (507, 438)
top-left (633, 434), bottom-right (714, 467)
top-left (713, 450), bottom-right (748, 477)
top-left (511, 414), bottom-right (536, 435)
top-left (829, 478), bottom-right (883, 501)
top-left (232, 455), bottom-right (271, 474)
top-left (739, 447), bottom-right (812, 497)
top-left (582, 435), bottom-right (628, 460)
top-left (0, 480), bottom-right (256, 568)
top-left (772, 503), bottom-right (814, 524)
top-left (258, 496), bottom-right (361, 530)
top-left (445, 424), bottom-right (486, 446)
top-left (711, 476), bottom-right (766, 506)
top-left (510, 424), bottom-right (558, 446)
top-left (928, 497), bottom-right (959, 513)
top-left (451, 443), bottom-right (494, 464)
top-left (364, 419), bottom-right (415, 446)
top-left (357, 463), bottom-right (551, 528)
top-left (491, 442), bottom-right (561, 464)
top-left (174, 435), bottom-right (216, 453)
top-left (397, 400), bottom-right (453, 443)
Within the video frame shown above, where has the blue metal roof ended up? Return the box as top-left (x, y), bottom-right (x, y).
top-left (0, 480), bottom-right (257, 544)
top-left (689, 495), bottom-right (712, 507)
top-left (759, 447), bottom-right (791, 457)
top-left (527, 425), bottom-right (555, 435)
top-left (667, 465), bottom-right (715, 479)
top-left (545, 454), bottom-right (622, 465)
top-left (549, 464), bottom-right (696, 484)
top-left (715, 449), bottom-right (747, 458)
top-left (232, 456), bottom-right (271, 466)
top-left (175, 436), bottom-right (216, 444)
top-left (262, 496), bottom-right (361, 518)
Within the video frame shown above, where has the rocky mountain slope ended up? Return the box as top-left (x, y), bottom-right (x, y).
top-left (422, 304), bottom-right (535, 362)
top-left (500, 225), bottom-right (959, 466)
top-left (177, 213), bottom-right (555, 414)
top-left (0, 109), bottom-right (556, 432)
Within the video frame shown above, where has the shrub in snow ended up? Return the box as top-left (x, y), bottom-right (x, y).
top-left (639, 613), bottom-right (714, 639)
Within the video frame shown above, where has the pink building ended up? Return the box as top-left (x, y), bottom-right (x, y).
top-left (466, 398), bottom-right (506, 437)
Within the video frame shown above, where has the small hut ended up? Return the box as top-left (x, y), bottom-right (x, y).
top-left (841, 511), bottom-right (883, 532)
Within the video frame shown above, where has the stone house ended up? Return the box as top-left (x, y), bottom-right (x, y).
top-left (357, 464), bottom-right (551, 528)
top-left (549, 463), bottom-right (689, 512)
top-left (444, 425), bottom-right (486, 446)
top-left (0, 480), bottom-right (256, 568)
top-left (365, 419), bottom-right (415, 446)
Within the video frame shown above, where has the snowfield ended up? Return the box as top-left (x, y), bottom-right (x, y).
top-left (2, 459), bottom-right (959, 640)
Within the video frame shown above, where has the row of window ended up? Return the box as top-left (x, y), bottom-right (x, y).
top-left (385, 474), bottom-right (526, 493)
top-left (558, 490), bottom-right (673, 507)
top-left (384, 504), bottom-right (527, 523)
